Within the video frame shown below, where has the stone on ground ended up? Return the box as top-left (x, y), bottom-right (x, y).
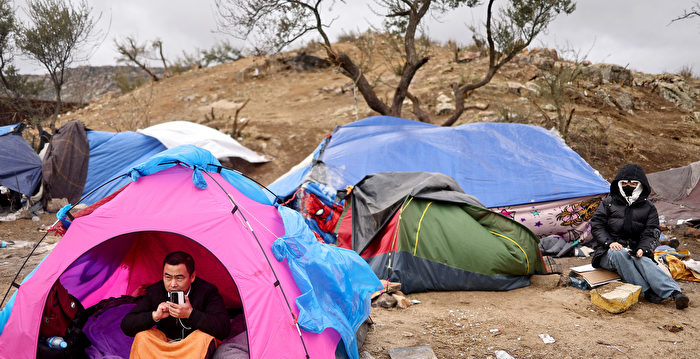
top-left (388, 344), bottom-right (438, 359)
top-left (590, 282), bottom-right (641, 313)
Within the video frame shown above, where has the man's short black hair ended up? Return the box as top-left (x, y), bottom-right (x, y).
top-left (163, 251), bottom-right (195, 275)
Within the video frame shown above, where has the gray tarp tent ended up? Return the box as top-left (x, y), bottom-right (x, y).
top-left (647, 161), bottom-right (700, 224)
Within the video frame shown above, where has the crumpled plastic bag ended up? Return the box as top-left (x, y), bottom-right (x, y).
top-left (272, 205), bottom-right (382, 359)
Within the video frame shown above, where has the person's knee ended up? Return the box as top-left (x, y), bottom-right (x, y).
top-left (607, 249), bottom-right (629, 261)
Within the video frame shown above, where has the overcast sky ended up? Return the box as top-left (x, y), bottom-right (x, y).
top-left (12, 0), bottom-right (700, 76)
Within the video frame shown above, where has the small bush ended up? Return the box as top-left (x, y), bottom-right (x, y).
top-left (337, 30), bottom-right (359, 43)
top-left (114, 72), bottom-right (146, 94)
top-left (678, 64), bottom-right (695, 79)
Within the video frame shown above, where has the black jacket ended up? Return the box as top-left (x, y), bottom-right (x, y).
top-left (591, 164), bottom-right (660, 267)
top-left (120, 277), bottom-right (230, 341)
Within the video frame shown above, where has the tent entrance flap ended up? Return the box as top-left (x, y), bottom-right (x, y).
top-left (60, 231), bottom-right (243, 309)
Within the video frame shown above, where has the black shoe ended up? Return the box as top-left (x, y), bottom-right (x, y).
top-left (644, 290), bottom-right (663, 304)
top-left (672, 291), bottom-right (689, 310)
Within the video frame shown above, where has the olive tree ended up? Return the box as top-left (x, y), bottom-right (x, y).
top-left (216, 0), bottom-right (575, 125)
top-left (16, 0), bottom-right (99, 129)
top-left (0, 0), bottom-right (44, 125)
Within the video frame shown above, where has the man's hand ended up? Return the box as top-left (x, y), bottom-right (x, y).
top-left (609, 242), bottom-right (624, 250)
top-left (635, 249), bottom-right (643, 258)
top-left (153, 302), bottom-right (170, 322)
top-left (167, 295), bottom-right (193, 319)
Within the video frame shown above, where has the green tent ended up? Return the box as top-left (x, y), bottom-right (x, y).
top-left (335, 172), bottom-right (548, 293)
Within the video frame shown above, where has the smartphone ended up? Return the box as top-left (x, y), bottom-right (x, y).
top-left (169, 290), bottom-right (184, 305)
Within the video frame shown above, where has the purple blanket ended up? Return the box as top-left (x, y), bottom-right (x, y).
top-left (84, 301), bottom-right (136, 359)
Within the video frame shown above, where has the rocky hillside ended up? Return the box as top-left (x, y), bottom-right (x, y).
top-left (24, 66), bottom-right (164, 104)
top-left (52, 40), bottom-right (700, 184)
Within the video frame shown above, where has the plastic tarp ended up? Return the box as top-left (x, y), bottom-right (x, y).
top-left (272, 206), bottom-right (382, 359)
top-left (349, 172), bottom-right (485, 255)
top-left (137, 121), bottom-right (269, 163)
top-left (269, 116), bottom-right (609, 208)
top-left (127, 144), bottom-right (275, 205)
top-left (647, 161), bottom-right (700, 223)
top-left (81, 130), bottom-right (166, 204)
top-left (0, 127), bottom-right (42, 196)
top-left (0, 124), bottom-right (19, 136)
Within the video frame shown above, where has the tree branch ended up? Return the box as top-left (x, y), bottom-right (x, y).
top-left (405, 91), bottom-right (431, 122)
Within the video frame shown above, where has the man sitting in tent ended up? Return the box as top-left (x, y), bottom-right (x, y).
top-left (121, 251), bottom-right (231, 358)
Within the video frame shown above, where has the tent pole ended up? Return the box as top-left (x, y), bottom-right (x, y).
top-left (0, 221), bottom-right (56, 308)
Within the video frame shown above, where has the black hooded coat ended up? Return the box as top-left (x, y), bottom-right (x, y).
top-left (590, 164), bottom-right (661, 268)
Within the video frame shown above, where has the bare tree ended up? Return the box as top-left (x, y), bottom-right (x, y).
top-left (672, 2), bottom-right (700, 22)
top-left (215, 0), bottom-right (575, 126)
top-left (114, 36), bottom-right (162, 81)
top-left (16, 0), bottom-right (99, 130)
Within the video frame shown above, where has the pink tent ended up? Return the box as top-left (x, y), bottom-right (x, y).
top-left (0, 163), bottom-right (347, 358)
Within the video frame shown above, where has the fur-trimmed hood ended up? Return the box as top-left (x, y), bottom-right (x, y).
top-left (610, 163), bottom-right (652, 201)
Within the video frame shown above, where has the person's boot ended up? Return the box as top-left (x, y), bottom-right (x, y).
top-left (672, 290), bottom-right (689, 309)
top-left (644, 290), bottom-right (663, 304)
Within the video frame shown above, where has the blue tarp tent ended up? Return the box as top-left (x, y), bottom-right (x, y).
top-left (43, 120), bottom-right (270, 206)
top-left (80, 130), bottom-right (166, 204)
top-left (269, 116), bottom-right (609, 208)
top-left (0, 124), bottom-right (42, 196)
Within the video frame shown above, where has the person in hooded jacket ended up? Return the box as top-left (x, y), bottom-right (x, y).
top-left (591, 164), bottom-right (689, 309)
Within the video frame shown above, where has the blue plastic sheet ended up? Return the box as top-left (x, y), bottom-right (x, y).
top-left (0, 130), bottom-right (42, 195)
top-left (272, 206), bottom-right (382, 359)
top-left (269, 116), bottom-right (610, 207)
top-left (81, 130), bottom-right (166, 204)
top-left (128, 145), bottom-right (274, 205)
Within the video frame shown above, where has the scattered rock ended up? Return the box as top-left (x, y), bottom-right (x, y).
top-left (360, 351), bottom-right (376, 359)
top-left (684, 226), bottom-right (700, 238)
top-left (542, 104), bottom-right (557, 112)
top-left (374, 293), bottom-right (398, 308)
top-left (456, 51), bottom-right (481, 63)
top-left (435, 102), bottom-right (455, 115)
top-left (529, 274), bottom-right (562, 288)
top-left (506, 81), bottom-right (525, 95)
top-left (582, 64), bottom-right (632, 86)
top-left (523, 82), bottom-right (541, 97)
top-left (436, 93), bottom-right (452, 103)
top-left (46, 198), bottom-right (70, 213)
top-left (611, 91), bottom-right (635, 114)
top-left (657, 82), bottom-right (696, 111)
top-left (392, 292), bottom-right (412, 309)
top-left (388, 344), bottom-right (438, 359)
top-left (590, 282), bottom-right (641, 313)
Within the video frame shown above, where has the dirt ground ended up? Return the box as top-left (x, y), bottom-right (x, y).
top-left (3, 42), bottom-right (700, 358)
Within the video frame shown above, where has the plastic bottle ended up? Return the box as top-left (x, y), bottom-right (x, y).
top-left (569, 276), bottom-right (589, 290)
top-left (46, 336), bottom-right (67, 349)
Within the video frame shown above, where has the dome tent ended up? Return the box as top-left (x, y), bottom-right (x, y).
top-left (0, 145), bottom-right (380, 359)
top-left (335, 172), bottom-right (548, 293)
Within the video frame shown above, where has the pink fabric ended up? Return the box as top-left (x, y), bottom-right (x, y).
top-left (491, 194), bottom-right (607, 244)
top-left (0, 166), bottom-right (339, 358)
